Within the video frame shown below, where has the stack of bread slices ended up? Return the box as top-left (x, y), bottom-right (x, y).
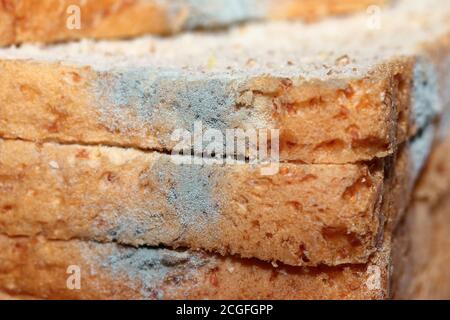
top-left (0, 0), bottom-right (449, 300)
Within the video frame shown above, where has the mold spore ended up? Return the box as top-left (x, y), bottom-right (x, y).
top-left (94, 68), bottom-right (256, 139)
top-left (101, 245), bottom-right (209, 299)
top-left (153, 157), bottom-right (224, 235)
top-left (162, 0), bottom-right (269, 30)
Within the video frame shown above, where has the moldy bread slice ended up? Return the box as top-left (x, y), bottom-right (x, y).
top-left (2, 126), bottom-right (450, 300)
top-left (0, 0), bottom-right (449, 163)
top-left (0, 0), bottom-right (387, 46)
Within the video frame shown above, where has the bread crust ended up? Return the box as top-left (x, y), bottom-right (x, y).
top-left (271, 0), bottom-right (386, 21)
top-left (0, 0), bottom-right (173, 46)
top-left (0, 0), bottom-right (387, 46)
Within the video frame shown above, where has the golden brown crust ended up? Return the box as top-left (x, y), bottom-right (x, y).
top-left (0, 138), bottom-right (385, 267)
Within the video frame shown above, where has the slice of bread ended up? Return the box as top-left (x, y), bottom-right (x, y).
top-left (404, 201), bottom-right (450, 300)
top-left (2, 127), bottom-right (450, 300)
top-left (391, 199), bottom-right (450, 300)
top-left (1, 203), bottom-right (447, 301)
top-left (0, 234), bottom-right (388, 300)
top-left (0, 0), bottom-right (387, 46)
top-left (386, 129), bottom-right (450, 300)
top-left (0, 177), bottom-right (448, 300)
top-left (0, 118), bottom-right (436, 268)
top-left (0, 0), bottom-right (449, 163)
top-left (393, 132), bottom-right (450, 299)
